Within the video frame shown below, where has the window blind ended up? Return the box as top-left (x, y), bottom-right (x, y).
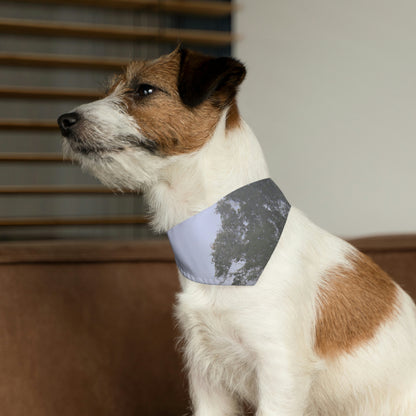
top-left (0, 0), bottom-right (234, 241)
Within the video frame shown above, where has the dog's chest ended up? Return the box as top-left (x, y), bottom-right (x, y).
top-left (175, 289), bottom-right (257, 393)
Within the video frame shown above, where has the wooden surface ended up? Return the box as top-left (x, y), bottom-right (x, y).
top-left (0, 153), bottom-right (64, 162)
top-left (9, 0), bottom-right (234, 16)
top-left (1, 234), bottom-right (415, 263)
top-left (0, 52), bottom-right (129, 70)
top-left (0, 18), bottom-right (234, 46)
top-left (349, 234), bottom-right (416, 252)
top-left (0, 186), bottom-right (135, 195)
top-left (0, 239), bottom-right (173, 264)
top-left (0, 120), bottom-right (58, 130)
top-left (0, 87), bottom-right (101, 101)
top-left (0, 215), bottom-right (148, 227)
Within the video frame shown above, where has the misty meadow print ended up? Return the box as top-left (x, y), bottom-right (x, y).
top-left (167, 179), bottom-right (290, 286)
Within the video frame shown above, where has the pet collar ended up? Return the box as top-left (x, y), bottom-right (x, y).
top-left (167, 179), bottom-right (290, 286)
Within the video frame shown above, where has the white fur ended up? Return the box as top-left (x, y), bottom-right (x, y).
top-left (64, 96), bottom-right (416, 415)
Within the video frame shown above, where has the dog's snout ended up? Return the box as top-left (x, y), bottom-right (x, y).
top-left (58, 112), bottom-right (80, 136)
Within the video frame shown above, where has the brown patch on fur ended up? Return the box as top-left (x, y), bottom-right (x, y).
top-left (105, 73), bottom-right (126, 96)
top-left (226, 99), bottom-right (241, 130)
top-left (315, 251), bottom-right (398, 358)
top-left (108, 50), bottom-right (224, 156)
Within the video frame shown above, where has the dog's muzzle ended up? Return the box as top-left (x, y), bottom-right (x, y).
top-left (57, 112), bottom-right (80, 137)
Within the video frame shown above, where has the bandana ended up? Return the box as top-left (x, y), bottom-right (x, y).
top-left (167, 179), bottom-right (290, 286)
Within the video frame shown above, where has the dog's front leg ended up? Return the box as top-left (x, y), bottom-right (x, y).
top-left (189, 369), bottom-right (241, 416)
top-left (254, 347), bottom-right (312, 416)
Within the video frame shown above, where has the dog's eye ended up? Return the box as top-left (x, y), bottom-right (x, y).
top-left (134, 84), bottom-right (156, 98)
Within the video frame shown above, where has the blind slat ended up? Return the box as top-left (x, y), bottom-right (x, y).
top-left (0, 18), bottom-right (234, 46)
top-left (0, 120), bottom-right (58, 130)
top-left (0, 153), bottom-right (64, 162)
top-left (0, 186), bottom-right (135, 194)
top-left (0, 87), bottom-right (101, 100)
top-left (9, 0), bottom-right (234, 17)
top-left (0, 52), bottom-right (129, 70)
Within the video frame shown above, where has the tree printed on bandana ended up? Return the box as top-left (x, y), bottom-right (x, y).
top-left (210, 180), bottom-right (290, 285)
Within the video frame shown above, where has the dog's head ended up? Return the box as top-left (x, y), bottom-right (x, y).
top-left (58, 47), bottom-right (246, 191)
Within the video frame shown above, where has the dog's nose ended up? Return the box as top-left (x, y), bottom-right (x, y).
top-left (57, 112), bottom-right (80, 136)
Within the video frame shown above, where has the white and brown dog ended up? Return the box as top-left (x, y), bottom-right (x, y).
top-left (58, 48), bottom-right (416, 415)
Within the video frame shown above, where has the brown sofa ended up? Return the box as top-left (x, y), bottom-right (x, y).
top-left (0, 236), bottom-right (415, 416)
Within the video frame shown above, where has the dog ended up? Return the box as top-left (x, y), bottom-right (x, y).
top-left (58, 47), bottom-right (416, 415)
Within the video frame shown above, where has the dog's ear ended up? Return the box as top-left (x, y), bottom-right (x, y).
top-left (178, 48), bottom-right (246, 108)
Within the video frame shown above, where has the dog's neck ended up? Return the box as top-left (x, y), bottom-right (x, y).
top-left (145, 112), bottom-right (270, 233)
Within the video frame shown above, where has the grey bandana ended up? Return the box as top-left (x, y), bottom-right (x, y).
top-left (167, 179), bottom-right (290, 286)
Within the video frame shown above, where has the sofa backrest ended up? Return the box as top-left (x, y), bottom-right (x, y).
top-left (0, 236), bottom-right (414, 415)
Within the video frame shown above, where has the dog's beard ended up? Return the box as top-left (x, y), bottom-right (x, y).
top-left (63, 137), bottom-right (167, 192)
top-left (62, 125), bottom-right (136, 156)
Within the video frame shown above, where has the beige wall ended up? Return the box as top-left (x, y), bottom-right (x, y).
top-left (234, 0), bottom-right (416, 238)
